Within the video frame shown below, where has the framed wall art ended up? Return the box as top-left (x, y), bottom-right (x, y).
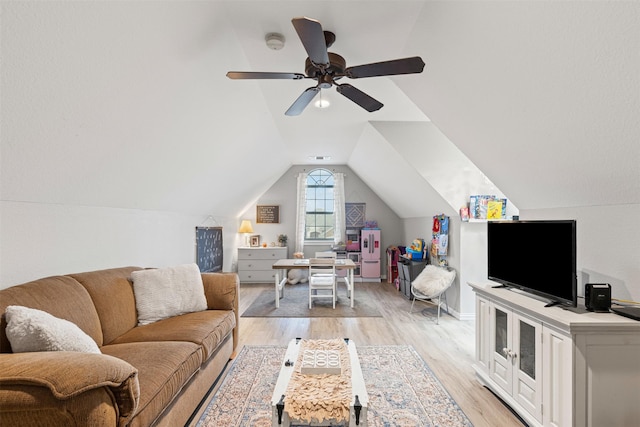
top-left (257, 205), bottom-right (280, 224)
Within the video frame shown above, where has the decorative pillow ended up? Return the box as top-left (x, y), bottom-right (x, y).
top-left (5, 305), bottom-right (101, 354)
top-left (131, 263), bottom-right (207, 326)
top-left (412, 265), bottom-right (456, 296)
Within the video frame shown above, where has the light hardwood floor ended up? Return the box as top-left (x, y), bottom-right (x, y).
top-left (190, 281), bottom-right (524, 426)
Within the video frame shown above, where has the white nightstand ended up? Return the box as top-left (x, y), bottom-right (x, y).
top-left (237, 246), bottom-right (288, 283)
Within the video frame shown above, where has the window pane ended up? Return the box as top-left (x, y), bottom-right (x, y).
top-left (307, 187), bottom-right (315, 199)
top-left (304, 168), bottom-right (335, 240)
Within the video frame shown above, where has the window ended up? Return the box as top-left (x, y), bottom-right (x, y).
top-left (305, 169), bottom-right (334, 241)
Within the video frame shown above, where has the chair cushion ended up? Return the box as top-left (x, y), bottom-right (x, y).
top-left (412, 265), bottom-right (456, 296)
top-left (309, 276), bottom-right (335, 286)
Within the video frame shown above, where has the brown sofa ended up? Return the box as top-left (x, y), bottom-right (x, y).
top-left (0, 266), bottom-right (240, 427)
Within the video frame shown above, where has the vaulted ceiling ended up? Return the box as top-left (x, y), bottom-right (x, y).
top-left (2, 1), bottom-right (638, 219)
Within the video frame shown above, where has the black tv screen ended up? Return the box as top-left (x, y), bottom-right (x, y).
top-left (487, 220), bottom-right (577, 307)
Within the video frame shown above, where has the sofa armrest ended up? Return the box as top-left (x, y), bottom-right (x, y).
top-left (0, 351), bottom-right (139, 425)
top-left (202, 272), bottom-right (240, 356)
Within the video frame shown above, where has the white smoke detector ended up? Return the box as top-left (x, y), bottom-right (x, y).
top-left (265, 33), bottom-right (285, 50)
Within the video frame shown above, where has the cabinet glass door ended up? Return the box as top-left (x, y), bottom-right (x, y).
top-left (490, 306), bottom-right (512, 394)
top-left (512, 313), bottom-right (542, 422)
top-left (519, 320), bottom-right (536, 379)
top-left (494, 308), bottom-right (508, 356)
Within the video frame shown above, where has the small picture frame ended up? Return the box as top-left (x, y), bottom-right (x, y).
top-left (250, 235), bottom-right (261, 247)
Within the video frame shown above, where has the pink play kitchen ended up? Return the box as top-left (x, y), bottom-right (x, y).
top-left (345, 227), bottom-right (381, 282)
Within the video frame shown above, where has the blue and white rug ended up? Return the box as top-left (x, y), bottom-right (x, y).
top-left (197, 344), bottom-right (473, 426)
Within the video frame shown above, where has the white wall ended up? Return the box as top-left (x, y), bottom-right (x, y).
top-left (458, 221), bottom-right (488, 319)
top-left (522, 204), bottom-right (640, 302)
top-left (236, 165), bottom-right (404, 278)
top-left (428, 203), bottom-right (640, 319)
top-left (402, 214), bottom-right (478, 319)
top-left (0, 201), bottom-right (238, 288)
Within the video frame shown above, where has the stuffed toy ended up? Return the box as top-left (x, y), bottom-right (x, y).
top-left (287, 269), bottom-right (308, 284)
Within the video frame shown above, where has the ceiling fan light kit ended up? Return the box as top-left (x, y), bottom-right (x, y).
top-left (314, 91), bottom-right (330, 109)
top-left (228, 17), bottom-right (425, 116)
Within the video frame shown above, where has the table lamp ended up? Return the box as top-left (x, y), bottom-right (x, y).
top-left (238, 220), bottom-right (254, 247)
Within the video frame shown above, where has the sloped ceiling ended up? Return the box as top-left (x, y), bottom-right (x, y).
top-left (398, 1), bottom-right (640, 210)
top-left (1, 1), bottom-right (638, 219)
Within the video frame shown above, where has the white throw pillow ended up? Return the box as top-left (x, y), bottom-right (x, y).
top-left (131, 263), bottom-right (207, 326)
top-left (412, 265), bottom-right (456, 296)
top-left (5, 305), bottom-right (101, 354)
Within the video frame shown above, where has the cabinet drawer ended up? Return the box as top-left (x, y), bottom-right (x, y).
top-left (238, 259), bottom-right (275, 271)
top-left (238, 270), bottom-right (278, 283)
top-left (238, 247), bottom-right (287, 260)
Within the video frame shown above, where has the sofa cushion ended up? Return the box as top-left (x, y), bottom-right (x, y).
top-left (131, 264), bottom-right (208, 326)
top-left (0, 276), bottom-right (103, 352)
top-left (101, 341), bottom-right (202, 427)
top-left (5, 306), bottom-right (101, 354)
top-left (69, 267), bottom-right (141, 345)
top-left (110, 310), bottom-right (236, 361)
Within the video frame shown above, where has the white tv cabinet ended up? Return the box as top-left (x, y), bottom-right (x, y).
top-left (469, 282), bottom-right (640, 427)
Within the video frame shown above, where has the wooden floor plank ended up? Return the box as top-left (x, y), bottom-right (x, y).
top-left (190, 281), bottom-right (524, 427)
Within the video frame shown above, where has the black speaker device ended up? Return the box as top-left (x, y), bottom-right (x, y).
top-left (585, 283), bottom-right (611, 312)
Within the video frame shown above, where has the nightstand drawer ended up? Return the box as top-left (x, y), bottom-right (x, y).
top-left (238, 247), bottom-right (287, 260)
top-left (237, 259), bottom-right (275, 271)
top-left (238, 270), bottom-right (278, 283)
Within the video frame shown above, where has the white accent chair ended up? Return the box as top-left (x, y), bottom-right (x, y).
top-left (409, 265), bottom-right (456, 324)
top-left (308, 258), bottom-right (337, 309)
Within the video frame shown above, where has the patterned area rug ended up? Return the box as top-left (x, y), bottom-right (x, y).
top-left (196, 344), bottom-right (473, 426)
top-left (241, 283), bottom-right (382, 318)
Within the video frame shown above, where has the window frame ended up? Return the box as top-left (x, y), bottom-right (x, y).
top-left (304, 168), bottom-right (335, 243)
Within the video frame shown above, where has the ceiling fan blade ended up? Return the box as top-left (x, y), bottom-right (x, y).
top-left (285, 87), bottom-right (320, 116)
top-left (336, 84), bottom-right (383, 112)
top-left (345, 56), bottom-right (425, 79)
top-left (226, 71), bottom-right (306, 80)
top-left (292, 17), bottom-right (330, 67)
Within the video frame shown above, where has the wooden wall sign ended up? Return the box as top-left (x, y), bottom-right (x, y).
top-left (257, 205), bottom-right (280, 224)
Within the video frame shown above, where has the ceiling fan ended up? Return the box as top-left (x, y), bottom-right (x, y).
top-left (226, 17), bottom-right (425, 116)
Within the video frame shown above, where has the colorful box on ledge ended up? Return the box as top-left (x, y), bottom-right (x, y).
top-left (405, 238), bottom-right (424, 260)
top-left (464, 195), bottom-right (508, 220)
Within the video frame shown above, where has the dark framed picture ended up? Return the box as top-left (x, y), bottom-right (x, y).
top-left (257, 205), bottom-right (280, 223)
top-left (250, 235), bottom-right (261, 247)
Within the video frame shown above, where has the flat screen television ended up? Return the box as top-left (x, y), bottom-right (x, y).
top-left (487, 220), bottom-right (577, 307)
